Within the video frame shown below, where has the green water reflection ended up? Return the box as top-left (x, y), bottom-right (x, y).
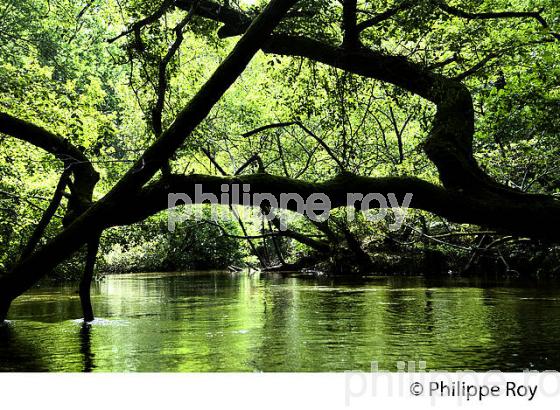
top-left (1, 272), bottom-right (560, 372)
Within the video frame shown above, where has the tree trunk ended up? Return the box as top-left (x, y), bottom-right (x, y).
top-left (79, 236), bottom-right (100, 322)
top-left (0, 296), bottom-right (10, 323)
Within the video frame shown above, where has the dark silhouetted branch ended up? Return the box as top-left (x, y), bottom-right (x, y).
top-left (438, 1), bottom-right (560, 41)
top-left (108, 0), bottom-right (173, 44)
top-left (243, 120), bottom-right (346, 170)
top-left (152, 6), bottom-right (197, 137)
top-left (342, 0), bottom-right (359, 48)
top-left (235, 153), bottom-right (265, 175)
top-left (20, 168), bottom-right (71, 259)
top-left (0, 112), bottom-right (99, 219)
top-left (201, 147), bottom-right (229, 176)
top-left (242, 121), bottom-right (297, 137)
top-left (356, 1), bottom-right (414, 32)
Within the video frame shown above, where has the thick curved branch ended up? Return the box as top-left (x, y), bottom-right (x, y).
top-left (0, 112), bottom-right (99, 218)
top-left (261, 35), bottom-right (481, 186)
top-left (259, 34), bottom-right (560, 203)
top-left (104, 172), bottom-right (559, 241)
top-left (0, 112), bottom-right (92, 168)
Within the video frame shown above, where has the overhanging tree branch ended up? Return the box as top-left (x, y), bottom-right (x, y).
top-left (0, 112), bottom-right (99, 219)
top-left (0, 0), bottom-right (300, 320)
top-left (105, 172), bottom-right (559, 242)
top-left (438, 1), bottom-right (560, 41)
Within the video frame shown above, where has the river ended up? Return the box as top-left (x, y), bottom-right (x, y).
top-left (1, 271), bottom-right (560, 372)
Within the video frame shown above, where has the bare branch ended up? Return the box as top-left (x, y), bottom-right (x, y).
top-left (152, 5), bottom-right (197, 137)
top-left (356, 1), bottom-right (414, 32)
top-left (242, 121), bottom-right (297, 137)
top-left (427, 53), bottom-right (459, 70)
top-left (454, 52), bottom-right (498, 80)
top-left (234, 153), bottom-right (265, 175)
top-left (201, 147), bottom-right (229, 176)
top-left (107, 0), bottom-right (173, 44)
top-left (19, 169), bottom-right (71, 260)
top-left (243, 121), bottom-right (346, 171)
top-left (438, 1), bottom-right (560, 41)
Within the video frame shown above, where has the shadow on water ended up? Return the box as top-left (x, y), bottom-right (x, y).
top-left (423, 289), bottom-right (434, 333)
top-left (79, 323), bottom-right (95, 372)
top-left (1, 320), bottom-right (96, 372)
top-left (0, 321), bottom-right (47, 371)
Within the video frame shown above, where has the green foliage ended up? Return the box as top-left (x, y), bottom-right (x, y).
top-left (100, 210), bottom-right (246, 273)
top-left (1, 0), bottom-right (559, 276)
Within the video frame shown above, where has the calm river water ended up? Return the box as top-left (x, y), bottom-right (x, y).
top-left (1, 271), bottom-right (560, 372)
